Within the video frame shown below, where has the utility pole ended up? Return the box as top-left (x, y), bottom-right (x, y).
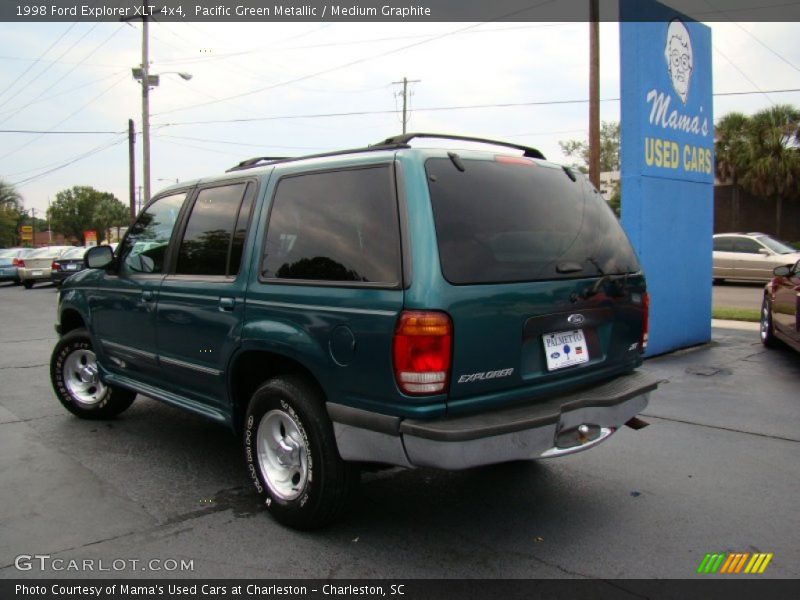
top-left (128, 119), bottom-right (136, 220)
top-left (30, 208), bottom-right (36, 246)
top-left (141, 17), bottom-right (151, 207)
top-left (588, 0), bottom-right (601, 189)
top-left (392, 76), bottom-right (420, 134)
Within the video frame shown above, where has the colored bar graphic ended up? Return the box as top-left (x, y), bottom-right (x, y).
top-left (701, 552), bottom-right (773, 575)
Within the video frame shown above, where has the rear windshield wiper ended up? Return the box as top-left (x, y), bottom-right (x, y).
top-left (447, 151), bottom-right (466, 172)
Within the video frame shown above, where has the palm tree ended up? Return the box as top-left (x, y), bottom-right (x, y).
top-left (714, 112), bottom-right (749, 230)
top-left (0, 178), bottom-right (22, 209)
top-left (740, 105), bottom-right (800, 238)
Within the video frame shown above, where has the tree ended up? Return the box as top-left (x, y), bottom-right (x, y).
top-left (559, 121), bottom-right (620, 173)
top-left (740, 105), bottom-right (800, 238)
top-left (0, 179), bottom-right (23, 247)
top-left (48, 186), bottom-right (130, 244)
top-left (714, 112), bottom-right (750, 230)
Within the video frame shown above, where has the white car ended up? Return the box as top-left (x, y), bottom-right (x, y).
top-left (713, 233), bottom-right (800, 283)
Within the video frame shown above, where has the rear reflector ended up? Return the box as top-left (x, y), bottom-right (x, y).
top-left (13, 258), bottom-right (24, 267)
top-left (640, 292), bottom-right (650, 352)
top-left (393, 311), bottom-right (452, 395)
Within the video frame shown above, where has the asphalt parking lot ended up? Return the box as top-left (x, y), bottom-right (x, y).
top-left (0, 282), bottom-right (798, 580)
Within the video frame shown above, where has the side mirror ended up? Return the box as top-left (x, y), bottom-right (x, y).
top-left (85, 245), bottom-right (114, 269)
top-left (758, 248), bottom-right (771, 256)
top-left (772, 265), bottom-right (792, 278)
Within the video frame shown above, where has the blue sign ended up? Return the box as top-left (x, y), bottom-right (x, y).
top-left (620, 0), bottom-right (714, 356)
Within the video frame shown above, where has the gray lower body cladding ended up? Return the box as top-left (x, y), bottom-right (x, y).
top-left (328, 371), bottom-right (659, 470)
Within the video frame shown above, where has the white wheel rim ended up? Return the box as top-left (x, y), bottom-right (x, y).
top-left (63, 348), bottom-right (108, 406)
top-left (760, 302), bottom-right (770, 342)
top-left (256, 409), bottom-right (309, 501)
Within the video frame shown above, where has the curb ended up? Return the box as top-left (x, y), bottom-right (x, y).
top-left (711, 319), bottom-right (760, 331)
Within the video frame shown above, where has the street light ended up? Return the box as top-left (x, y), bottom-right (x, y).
top-left (131, 18), bottom-right (192, 208)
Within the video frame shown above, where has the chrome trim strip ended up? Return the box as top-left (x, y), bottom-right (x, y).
top-left (247, 299), bottom-right (397, 317)
top-left (101, 340), bottom-right (157, 361)
top-left (159, 355), bottom-right (223, 376)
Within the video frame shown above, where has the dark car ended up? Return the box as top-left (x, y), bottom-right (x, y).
top-left (761, 259), bottom-right (800, 353)
top-left (51, 133), bottom-right (657, 529)
top-left (51, 246), bottom-right (88, 286)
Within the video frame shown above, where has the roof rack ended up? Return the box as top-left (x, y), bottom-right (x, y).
top-left (378, 133), bottom-right (546, 159)
top-left (226, 132), bottom-right (545, 172)
top-left (226, 143), bottom-right (407, 172)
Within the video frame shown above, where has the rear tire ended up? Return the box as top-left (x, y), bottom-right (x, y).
top-left (244, 375), bottom-right (358, 530)
top-left (23, 280), bottom-right (33, 289)
top-left (760, 296), bottom-right (778, 348)
top-left (50, 328), bottom-right (136, 419)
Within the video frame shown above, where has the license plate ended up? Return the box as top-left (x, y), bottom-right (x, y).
top-left (543, 329), bottom-right (590, 371)
top-left (66, 264), bottom-right (78, 270)
top-left (32, 270), bottom-right (43, 277)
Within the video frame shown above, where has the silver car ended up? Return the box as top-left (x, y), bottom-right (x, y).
top-left (713, 233), bottom-right (800, 283)
top-left (17, 245), bottom-right (74, 288)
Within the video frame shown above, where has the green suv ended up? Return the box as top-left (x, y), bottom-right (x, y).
top-left (51, 134), bottom-right (657, 529)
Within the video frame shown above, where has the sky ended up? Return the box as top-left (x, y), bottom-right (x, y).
top-left (1, 18), bottom-right (799, 217)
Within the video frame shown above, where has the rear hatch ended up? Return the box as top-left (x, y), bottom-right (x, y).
top-left (424, 154), bottom-right (647, 414)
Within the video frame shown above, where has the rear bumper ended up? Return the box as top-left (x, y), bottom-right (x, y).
top-left (18, 267), bottom-right (53, 282)
top-left (328, 371), bottom-right (659, 470)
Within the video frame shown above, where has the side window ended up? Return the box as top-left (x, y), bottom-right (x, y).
top-left (262, 167), bottom-right (401, 285)
top-left (175, 183), bottom-right (250, 277)
top-left (119, 193), bottom-right (186, 275)
top-left (734, 238), bottom-right (761, 254)
top-left (713, 237), bottom-right (733, 252)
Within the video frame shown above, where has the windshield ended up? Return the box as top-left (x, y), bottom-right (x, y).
top-left (426, 157), bottom-right (640, 284)
top-left (757, 236), bottom-right (797, 255)
top-left (62, 247), bottom-right (87, 259)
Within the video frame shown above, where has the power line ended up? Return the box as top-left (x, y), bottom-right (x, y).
top-left (9, 135), bottom-right (127, 186)
top-left (0, 23), bottom-right (78, 107)
top-left (0, 73), bottom-right (128, 161)
top-left (0, 24), bottom-right (125, 126)
top-left (0, 129), bottom-right (124, 134)
top-left (154, 87), bottom-right (800, 129)
top-left (0, 23), bottom-right (97, 113)
top-left (153, 0), bottom-right (560, 117)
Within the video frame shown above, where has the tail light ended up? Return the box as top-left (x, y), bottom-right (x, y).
top-left (51, 262), bottom-right (59, 271)
top-left (640, 292), bottom-right (650, 352)
top-left (393, 311), bottom-right (452, 395)
top-left (13, 258), bottom-right (24, 267)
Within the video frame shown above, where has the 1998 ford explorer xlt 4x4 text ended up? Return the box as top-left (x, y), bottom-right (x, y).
top-left (51, 133), bottom-right (658, 529)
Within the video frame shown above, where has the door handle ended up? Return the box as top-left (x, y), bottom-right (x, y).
top-left (142, 290), bottom-right (155, 302)
top-left (219, 297), bottom-right (235, 311)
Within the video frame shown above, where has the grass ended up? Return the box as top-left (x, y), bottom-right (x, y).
top-left (712, 307), bottom-right (761, 322)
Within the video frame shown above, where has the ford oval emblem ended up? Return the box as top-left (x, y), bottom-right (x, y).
top-left (551, 352), bottom-right (561, 359)
top-left (567, 314), bottom-right (585, 325)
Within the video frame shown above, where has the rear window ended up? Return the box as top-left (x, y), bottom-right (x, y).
top-left (426, 158), bottom-right (639, 284)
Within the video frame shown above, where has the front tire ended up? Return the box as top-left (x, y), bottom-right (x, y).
top-left (244, 375), bottom-right (358, 530)
top-left (760, 296), bottom-right (778, 348)
top-left (23, 280), bottom-right (33, 289)
top-left (50, 328), bottom-right (136, 419)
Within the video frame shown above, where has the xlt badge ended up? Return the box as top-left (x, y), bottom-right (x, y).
top-left (458, 368), bottom-right (515, 384)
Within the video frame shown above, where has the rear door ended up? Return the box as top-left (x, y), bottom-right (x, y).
top-left (155, 179), bottom-right (257, 411)
top-left (423, 156), bottom-right (647, 412)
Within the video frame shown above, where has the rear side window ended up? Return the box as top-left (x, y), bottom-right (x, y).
top-left (426, 158), bottom-right (640, 284)
top-left (262, 166), bottom-right (401, 285)
top-left (713, 237), bottom-right (733, 252)
top-left (176, 183), bottom-right (252, 277)
top-left (732, 237), bottom-right (762, 254)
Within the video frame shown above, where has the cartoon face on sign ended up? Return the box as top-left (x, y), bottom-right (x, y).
top-left (664, 19), bottom-right (693, 104)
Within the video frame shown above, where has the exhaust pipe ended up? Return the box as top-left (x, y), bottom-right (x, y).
top-left (625, 416), bottom-right (649, 430)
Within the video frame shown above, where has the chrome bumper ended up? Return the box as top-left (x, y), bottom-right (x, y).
top-left (328, 371), bottom-right (658, 470)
